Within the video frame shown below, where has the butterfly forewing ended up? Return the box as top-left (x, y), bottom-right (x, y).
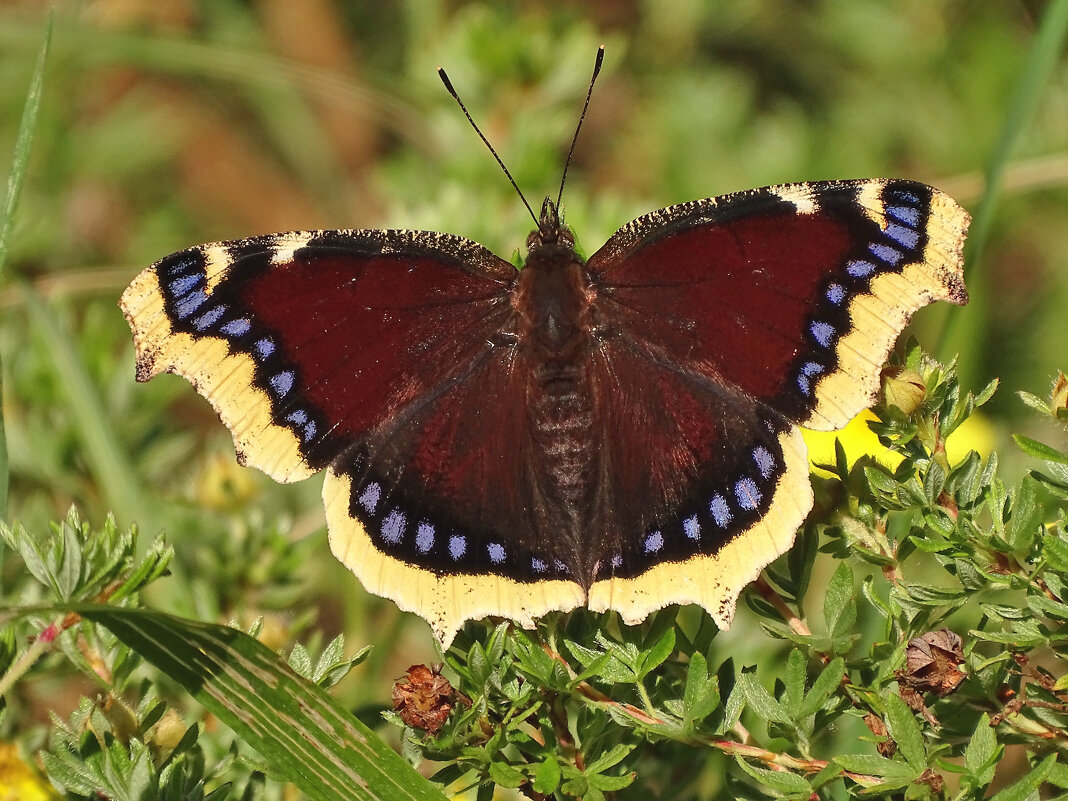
top-left (586, 179), bottom-right (969, 430)
top-left (121, 228), bottom-right (516, 482)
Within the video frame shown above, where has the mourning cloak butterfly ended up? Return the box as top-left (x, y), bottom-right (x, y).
top-left (120, 54), bottom-right (968, 645)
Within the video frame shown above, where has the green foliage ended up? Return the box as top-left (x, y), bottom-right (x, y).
top-left (2, 2), bottom-right (1068, 800)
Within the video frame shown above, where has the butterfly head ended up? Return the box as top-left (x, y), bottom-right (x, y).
top-left (527, 197), bottom-right (576, 252)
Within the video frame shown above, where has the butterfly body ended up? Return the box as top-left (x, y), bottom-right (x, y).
top-left (122, 178), bottom-right (968, 644)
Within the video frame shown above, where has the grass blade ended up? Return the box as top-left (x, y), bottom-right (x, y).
top-left (74, 605), bottom-right (447, 801)
top-left (941, 0), bottom-right (1068, 382)
top-left (22, 288), bottom-right (148, 527)
top-left (0, 12), bottom-right (53, 519)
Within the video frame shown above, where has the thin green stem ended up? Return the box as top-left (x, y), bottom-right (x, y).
top-left (0, 614), bottom-right (64, 698)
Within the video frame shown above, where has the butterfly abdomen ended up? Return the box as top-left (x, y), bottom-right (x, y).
top-left (516, 239), bottom-right (604, 583)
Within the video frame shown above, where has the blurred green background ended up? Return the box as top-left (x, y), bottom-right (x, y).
top-left (1, 0), bottom-right (1066, 704)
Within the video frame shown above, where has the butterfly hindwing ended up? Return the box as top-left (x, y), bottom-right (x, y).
top-left (581, 334), bottom-right (813, 628)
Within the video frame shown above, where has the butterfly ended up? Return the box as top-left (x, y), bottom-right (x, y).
top-left (120, 54), bottom-right (968, 645)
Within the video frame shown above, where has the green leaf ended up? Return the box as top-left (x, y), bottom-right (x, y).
top-left (682, 651), bottom-right (719, 730)
top-left (833, 753), bottom-right (917, 785)
top-left (989, 753), bottom-right (1056, 801)
top-left (824, 562), bottom-right (857, 640)
top-left (1018, 390), bottom-right (1052, 416)
top-left (637, 626), bottom-right (675, 678)
top-left (1005, 476), bottom-right (1044, 554)
top-left (883, 693), bottom-right (926, 771)
top-left (782, 649), bottom-right (806, 719)
top-left (487, 760), bottom-right (525, 789)
top-left (1026, 593), bottom-right (1068, 621)
top-left (963, 713), bottom-right (999, 787)
top-left (799, 658), bottom-right (844, 719)
top-left (923, 460), bottom-right (947, 505)
top-left (1044, 533), bottom-right (1068, 572)
top-left (532, 758), bottom-right (561, 794)
top-left (738, 673), bottom-right (790, 725)
top-left (1014, 434), bottom-right (1068, 465)
top-left (72, 605), bottom-right (446, 801)
top-left (733, 756), bottom-right (810, 794)
top-left (585, 743), bottom-right (634, 775)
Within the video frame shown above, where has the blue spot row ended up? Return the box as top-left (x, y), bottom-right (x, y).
top-left (285, 409), bottom-right (317, 443)
top-left (630, 441), bottom-right (779, 564)
top-left (356, 479), bottom-right (574, 575)
top-left (869, 242), bottom-right (902, 267)
top-left (355, 438), bottom-right (782, 578)
top-left (159, 250), bottom-right (319, 452)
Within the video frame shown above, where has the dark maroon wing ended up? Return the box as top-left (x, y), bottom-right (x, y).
top-left (585, 179), bottom-right (969, 431)
top-left (583, 179), bottom-right (968, 625)
top-left (121, 228), bottom-right (586, 643)
top-left (122, 228), bottom-right (517, 481)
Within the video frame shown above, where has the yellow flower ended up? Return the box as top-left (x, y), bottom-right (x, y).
top-left (803, 410), bottom-right (994, 475)
top-left (0, 743), bottom-right (56, 801)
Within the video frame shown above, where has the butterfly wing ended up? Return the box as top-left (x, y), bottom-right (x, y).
top-left (121, 229), bottom-right (517, 480)
top-left (586, 179), bottom-right (969, 429)
top-left (121, 228), bottom-right (585, 642)
top-left (583, 179), bottom-right (968, 625)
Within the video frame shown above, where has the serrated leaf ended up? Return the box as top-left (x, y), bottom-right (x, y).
top-left (532, 758), bottom-right (561, 794)
top-left (588, 771), bottom-right (635, 792)
top-left (1017, 390), bottom-right (1050, 415)
top-left (861, 577), bottom-right (893, 621)
top-left (487, 760), bottom-right (525, 789)
top-left (782, 649), bottom-right (806, 719)
top-left (923, 461), bottom-right (947, 505)
top-left (586, 743), bottom-right (634, 774)
top-left (288, 643), bottom-right (313, 678)
top-left (799, 657), bottom-right (844, 719)
top-left (564, 640), bottom-right (635, 684)
top-left (964, 713), bottom-right (998, 786)
top-left (72, 605), bottom-right (445, 801)
top-left (511, 631), bottom-right (556, 683)
top-left (1006, 476), bottom-right (1044, 554)
top-left (834, 753), bottom-right (917, 784)
top-left (739, 673), bottom-right (791, 725)
top-left (1014, 434), bottom-right (1068, 465)
top-left (1026, 594), bottom-right (1068, 621)
top-left (637, 627), bottom-right (675, 678)
top-left (824, 562), bottom-right (856, 639)
top-left (733, 756), bottom-right (810, 793)
top-left (989, 753), bottom-right (1056, 801)
top-left (883, 692), bottom-right (925, 771)
top-left (683, 651), bottom-right (708, 712)
top-left (1043, 533), bottom-right (1068, 572)
top-left (970, 628), bottom-right (1045, 648)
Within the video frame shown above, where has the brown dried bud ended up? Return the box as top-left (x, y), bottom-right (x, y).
top-left (865, 713), bottom-right (896, 757)
top-left (392, 664), bottom-right (471, 734)
top-left (916, 768), bottom-right (945, 793)
top-left (900, 629), bottom-right (966, 697)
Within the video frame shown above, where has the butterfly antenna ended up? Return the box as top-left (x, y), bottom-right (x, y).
top-left (438, 66), bottom-right (539, 229)
top-left (556, 45), bottom-right (605, 212)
